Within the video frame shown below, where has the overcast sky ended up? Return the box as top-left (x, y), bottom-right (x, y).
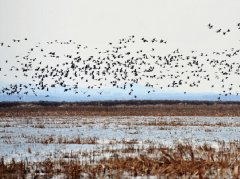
top-left (0, 0), bottom-right (239, 49)
top-left (0, 0), bottom-right (240, 101)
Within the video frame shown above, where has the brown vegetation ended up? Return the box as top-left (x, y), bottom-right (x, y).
top-left (1, 101), bottom-right (240, 117)
top-left (1, 142), bottom-right (240, 178)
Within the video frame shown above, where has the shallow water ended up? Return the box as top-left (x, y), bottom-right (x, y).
top-left (0, 116), bottom-right (240, 162)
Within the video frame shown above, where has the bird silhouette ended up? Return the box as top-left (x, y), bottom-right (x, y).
top-left (0, 33), bottom-right (240, 101)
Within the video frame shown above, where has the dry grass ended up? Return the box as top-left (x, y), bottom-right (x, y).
top-left (25, 135), bottom-right (99, 144)
top-left (2, 103), bottom-right (240, 117)
top-left (1, 142), bottom-right (240, 178)
top-left (139, 121), bottom-right (240, 127)
top-left (1, 109), bottom-right (240, 178)
top-left (0, 160), bottom-right (25, 179)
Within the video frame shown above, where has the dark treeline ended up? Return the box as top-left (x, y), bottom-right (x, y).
top-left (1, 100), bottom-right (240, 108)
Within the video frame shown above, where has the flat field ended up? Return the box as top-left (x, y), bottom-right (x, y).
top-left (1, 102), bottom-right (240, 178)
top-left (1, 101), bottom-right (240, 117)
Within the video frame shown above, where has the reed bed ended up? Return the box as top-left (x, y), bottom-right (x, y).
top-left (1, 142), bottom-right (240, 178)
top-left (1, 116), bottom-right (240, 178)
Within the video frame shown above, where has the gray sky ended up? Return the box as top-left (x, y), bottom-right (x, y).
top-left (0, 0), bottom-right (239, 49)
top-left (0, 0), bottom-right (240, 101)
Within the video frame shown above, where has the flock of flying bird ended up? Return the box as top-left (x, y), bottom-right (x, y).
top-left (0, 22), bottom-right (240, 101)
top-left (208, 22), bottom-right (240, 36)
